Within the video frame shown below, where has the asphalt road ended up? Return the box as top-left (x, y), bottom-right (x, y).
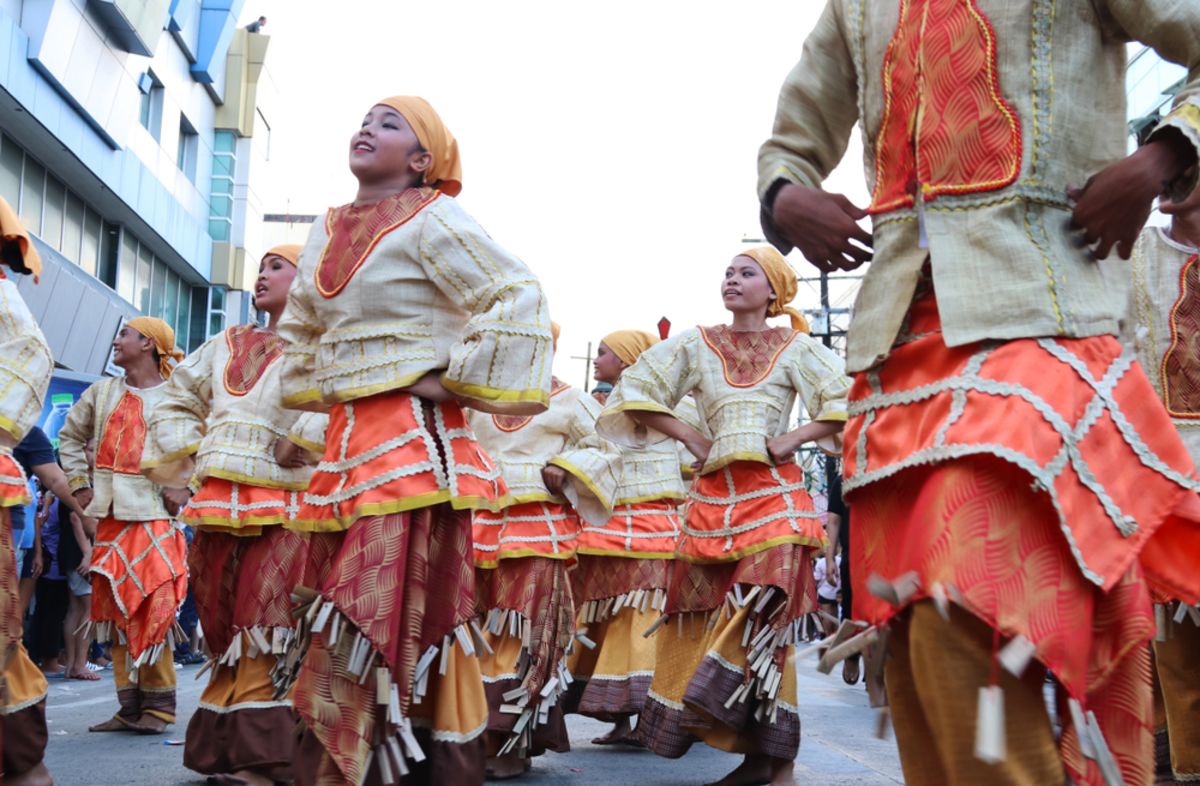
top-left (40, 658), bottom-right (903, 785)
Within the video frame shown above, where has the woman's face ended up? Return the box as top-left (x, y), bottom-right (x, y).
top-left (348, 106), bottom-right (430, 186)
top-left (253, 254), bottom-right (297, 314)
top-left (593, 343), bottom-right (625, 384)
top-left (721, 255), bottom-right (773, 316)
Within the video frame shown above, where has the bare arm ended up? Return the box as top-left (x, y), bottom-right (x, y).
top-left (30, 461), bottom-right (88, 520)
top-left (766, 420), bottom-right (844, 464)
top-left (69, 510), bottom-right (92, 575)
top-left (824, 512), bottom-right (842, 587)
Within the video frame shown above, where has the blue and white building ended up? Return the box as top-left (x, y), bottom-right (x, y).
top-left (0, 0), bottom-right (275, 377)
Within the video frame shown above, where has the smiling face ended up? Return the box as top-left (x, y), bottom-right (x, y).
top-left (252, 254), bottom-right (298, 315)
top-left (593, 342), bottom-right (626, 384)
top-left (110, 325), bottom-right (153, 370)
top-left (721, 255), bottom-right (774, 317)
top-left (348, 105), bottom-right (433, 190)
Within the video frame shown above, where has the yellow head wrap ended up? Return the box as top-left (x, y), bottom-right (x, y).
top-left (601, 330), bottom-right (658, 366)
top-left (264, 244), bottom-right (302, 267)
top-left (375, 96), bottom-right (463, 197)
top-left (0, 197), bottom-right (42, 281)
top-left (550, 321), bottom-right (561, 352)
top-left (736, 247), bottom-right (810, 333)
top-left (126, 316), bottom-right (185, 379)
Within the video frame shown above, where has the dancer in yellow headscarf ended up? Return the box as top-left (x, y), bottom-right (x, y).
top-left (563, 329), bottom-right (698, 747)
top-left (141, 244), bottom-right (321, 785)
top-left (277, 96), bottom-right (553, 786)
top-left (0, 197), bottom-right (54, 786)
top-left (597, 249), bottom-right (850, 786)
top-left (59, 316), bottom-right (190, 735)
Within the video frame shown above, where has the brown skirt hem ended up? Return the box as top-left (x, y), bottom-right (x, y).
top-left (183, 704), bottom-right (297, 779)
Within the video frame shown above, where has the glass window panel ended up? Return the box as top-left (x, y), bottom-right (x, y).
top-left (189, 287), bottom-right (208, 351)
top-left (41, 176), bottom-right (65, 251)
top-left (62, 191), bottom-right (83, 264)
top-left (208, 218), bottom-right (230, 241)
top-left (19, 157), bottom-right (44, 234)
top-left (176, 283), bottom-right (191, 352)
top-left (209, 285), bottom-right (225, 311)
top-left (80, 208), bottom-right (101, 276)
top-left (211, 176), bottom-right (232, 195)
top-left (212, 155), bottom-right (233, 177)
top-left (214, 131), bottom-right (236, 153)
top-left (99, 221), bottom-right (119, 288)
top-left (137, 243), bottom-right (153, 313)
top-left (0, 139), bottom-right (21, 206)
top-left (118, 231), bottom-right (137, 303)
top-left (163, 269), bottom-right (179, 330)
top-left (208, 311), bottom-right (224, 337)
top-left (210, 195), bottom-right (232, 218)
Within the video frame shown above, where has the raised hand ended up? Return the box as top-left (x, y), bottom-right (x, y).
top-left (772, 183), bottom-right (872, 272)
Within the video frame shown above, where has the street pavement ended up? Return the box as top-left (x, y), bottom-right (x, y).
top-left (41, 658), bottom-right (903, 785)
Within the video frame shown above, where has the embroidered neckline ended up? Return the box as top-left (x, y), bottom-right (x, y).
top-left (223, 325), bottom-right (285, 396)
top-left (315, 187), bottom-right (440, 298)
top-left (699, 325), bottom-right (796, 388)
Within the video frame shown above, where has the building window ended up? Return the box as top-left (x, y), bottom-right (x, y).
top-left (42, 175), bottom-right (65, 252)
top-left (138, 71), bottom-right (165, 142)
top-left (189, 286), bottom-right (208, 352)
top-left (63, 192), bottom-right (84, 265)
top-left (208, 130), bottom-right (237, 242)
top-left (98, 222), bottom-right (120, 288)
top-left (0, 136), bottom-right (21, 207)
top-left (19, 157), bottom-right (45, 234)
top-left (209, 285), bottom-right (226, 336)
top-left (177, 115), bottom-right (199, 183)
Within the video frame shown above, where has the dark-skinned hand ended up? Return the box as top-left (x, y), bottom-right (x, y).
top-left (1069, 135), bottom-right (1197, 260)
top-left (772, 183), bottom-right (872, 272)
top-left (541, 464), bottom-right (568, 496)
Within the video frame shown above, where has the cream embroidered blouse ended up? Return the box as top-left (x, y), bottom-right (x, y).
top-left (277, 188), bottom-right (553, 414)
top-left (141, 325), bottom-right (319, 490)
top-left (59, 377), bottom-right (173, 521)
top-left (598, 325), bottom-right (851, 474)
top-left (468, 381), bottom-right (620, 526)
top-left (611, 396), bottom-right (702, 506)
top-left (1125, 226), bottom-right (1200, 466)
top-left (0, 275), bottom-right (52, 451)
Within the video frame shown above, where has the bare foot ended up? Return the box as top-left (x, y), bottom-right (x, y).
top-left (127, 714), bottom-right (169, 734)
top-left (485, 753), bottom-right (530, 780)
top-left (88, 716), bottom-right (134, 732)
top-left (592, 717), bottom-right (634, 745)
top-left (842, 656), bottom-right (861, 685)
top-left (67, 668), bottom-right (101, 681)
top-left (705, 754), bottom-right (793, 786)
top-left (7, 761), bottom-right (53, 786)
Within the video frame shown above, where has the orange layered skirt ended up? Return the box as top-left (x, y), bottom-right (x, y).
top-left (180, 477), bottom-right (303, 535)
top-left (843, 290), bottom-right (1200, 786)
top-left (472, 500), bottom-right (580, 567)
top-left (576, 500), bottom-right (680, 558)
top-left (90, 518), bottom-right (188, 660)
top-left (0, 453), bottom-right (28, 508)
top-left (292, 391), bottom-right (506, 531)
top-left (679, 461), bottom-right (825, 563)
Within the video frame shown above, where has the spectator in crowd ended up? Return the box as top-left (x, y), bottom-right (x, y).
top-left (30, 488), bottom-right (68, 676)
top-left (59, 439), bottom-right (98, 680)
top-left (245, 15), bottom-right (266, 32)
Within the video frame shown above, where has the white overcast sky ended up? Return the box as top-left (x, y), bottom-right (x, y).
top-left (241, 1), bottom-right (869, 384)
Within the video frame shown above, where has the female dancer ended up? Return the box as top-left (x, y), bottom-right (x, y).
top-left (598, 247), bottom-right (850, 786)
top-left (565, 330), bottom-right (695, 746)
top-left (468, 323), bottom-right (619, 778)
top-left (142, 244), bottom-right (317, 785)
top-left (276, 96), bottom-right (553, 786)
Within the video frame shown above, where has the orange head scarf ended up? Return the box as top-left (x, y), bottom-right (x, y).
top-left (601, 330), bottom-right (658, 366)
top-left (375, 96), bottom-right (463, 197)
top-left (736, 246), bottom-right (810, 333)
top-left (126, 317), bottom-right (185, 379)
top-left (264, 244), bottom-right (302, 267)
top-left (0, 197), bottom-right (42, 281)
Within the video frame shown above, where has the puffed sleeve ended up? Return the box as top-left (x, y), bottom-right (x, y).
top-left (286, 411), bottom-right (329, 464)
top-left (277, 222), bottom-right (329, 411)
top-left (787, 336), bottom-right (851, 455)
top-left (417, 199), bottom-right (554, 415)
top-left (0, 283), bottom-right (52, 449)
top-left (141, 335), bottom-right (219, 486)
top-left (58, 382), bottom-right (99, 491)
top-left (596, 330), bottom-right (701, 449)
top-left (548, 392), bottom-right (620, 527)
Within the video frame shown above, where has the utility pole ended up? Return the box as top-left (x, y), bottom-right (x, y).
top-left (570, 341), bottom-right (593, 393)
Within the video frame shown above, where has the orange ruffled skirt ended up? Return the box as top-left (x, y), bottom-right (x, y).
top-left (576, 500), bottom-right (680, 558)
top-left (843, 289), bottom-right (1200, 786)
